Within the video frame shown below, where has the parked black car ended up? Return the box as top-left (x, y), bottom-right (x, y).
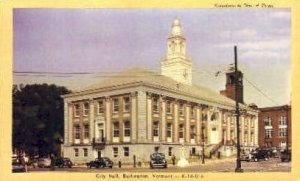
top-left (249, 149), bottom-right (269, 162)
top-left (149, 153), bottom-right (167, 169)
top-left (280, 150), bottom-right (291, 162)
top-left (86, 157), bottom-right (113, 168)
top-left (55, 157), bottom-right (73, 168)
top-left (12, 157), bottom-right (26, 173)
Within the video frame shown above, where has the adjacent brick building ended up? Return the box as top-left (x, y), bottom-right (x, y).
top-left (258, 105), bottom-right (291, 150)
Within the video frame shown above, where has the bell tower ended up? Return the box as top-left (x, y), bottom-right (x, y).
top-left (161, 19), bottom-right (192, 85)
top-left (220, 67), bottom-right (244, 103)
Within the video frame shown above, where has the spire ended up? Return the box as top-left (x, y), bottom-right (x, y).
top-left (171, 18), bottom-right (182, 36)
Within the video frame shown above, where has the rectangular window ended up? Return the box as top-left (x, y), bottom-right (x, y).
top-left (124, 147), bottom-right (129, 157)
top-left (264, 117), bottom-right (272, 126)
top-left (84, 125), bottom-right (89, 139)
top-left (124, 121), bottom-right (131, 137)
top-left (113, 98), bottom-right (119, 112)
top-left (153, 121), bottom-right (159, 137)
top-left (123, 96), bottom-right (130, 112)
top-left (179, 124), bottom-right (184, 138)
top-left (265, 129), bottom-right (272, 138)
top-left (166, 100), bottom-right (172, 113)
top-left (83, 102), bottom-right (89, 116)
top-left (74, 104), bottom-right (80, 117)
top-left (153, 97), bottom-right (159, 112)
top-left (279, 128), bottom-right (287, 137)
top-left (83, 148), bottom-right (88, 157)
top-left (113, 147), bottom-right (118, 158)
top-left (75, 125), bottom-right (80, 139)
top-left (167, 123), bottom-right (172, 137)
top-left (74, 148), bottom-right (79, 157)
top-left (191, 147), bottom-right (196, 155)
top-left (179, 103), bottom-right (184, 116)
top-left (279, 116), bottom-right (287, 125)
top-left (190, 125), bottom-right (195, 139)
top-left (113, 122), bottom-right (119, 137)
top-left (98, 100), bottom-right (104, 114)
top-left (168, 147), bottom-right (172, 156)
top-left (190, 106), bottom-right (195, 118)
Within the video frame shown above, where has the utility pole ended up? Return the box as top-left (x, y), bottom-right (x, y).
top-left (234, 46), bottom-right (243, 173)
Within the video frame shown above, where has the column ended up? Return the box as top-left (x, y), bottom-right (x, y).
top-left (68, 103), bottom-right (73, 144)
top-left (226, 114), bottom-right (231, 143)
top-left (254, 116), bottom-right (259, 146)
top-left (137, 91), bottom-right (147, 142)
top-left (247, 117), bottom-right (251, 146)
top-left (64, 101), bottom-right (69, 145)
top-left (196, 106), bottom-right (201, 144)
top-left (241, 116), bottom-right (244, 146)
top-left (206, 110), bottom-right (211, 144)
top-left (105, 97), bottom-right (111, 143)
top-left (174, 100), bottom-right (179, 142)
top-left (146, 93), bottom-right (152, 141)
top-left (89, 99), bottom-right (95, 143)
top-left (131, 92), bottom-right (137, 142)
top-left (160, 96), bottom-right (166, 142)
top-left (185, 104), bottom-right (190, 142)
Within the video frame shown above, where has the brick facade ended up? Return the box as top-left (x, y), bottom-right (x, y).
top-left (258, 105), bottom-right (291, 149)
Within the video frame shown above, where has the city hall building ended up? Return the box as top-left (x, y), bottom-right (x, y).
top-left (62, 19), bottom-right (259, 164)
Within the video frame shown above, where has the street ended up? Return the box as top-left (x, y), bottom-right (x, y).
top-left (26, 158), bottom-right (290, 173)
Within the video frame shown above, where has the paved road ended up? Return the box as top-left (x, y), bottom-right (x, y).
top-left (27, 158), bottom-right (290, 173)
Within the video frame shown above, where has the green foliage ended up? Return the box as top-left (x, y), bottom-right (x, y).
top-left (13, 83), bottom-right (70, 157)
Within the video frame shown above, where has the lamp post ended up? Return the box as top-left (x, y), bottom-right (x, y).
top-left (234, 46), bottom-right (243, 173)
top-left (201, 112), bottom-right (206, 164)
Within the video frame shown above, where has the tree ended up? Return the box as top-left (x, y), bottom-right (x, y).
top-left (13, 84), bottom-right (70, 157)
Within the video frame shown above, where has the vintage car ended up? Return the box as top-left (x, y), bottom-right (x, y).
top-left (149, 153), bottom-right (167, 169)
top-left (55, 157), bottom-right (73, 168)
top-left (280, 150), bottom-right (291, 162)
top-left (86, 157), bottom-right (113, 168)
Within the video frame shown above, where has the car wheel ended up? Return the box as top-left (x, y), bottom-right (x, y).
top-left (265, 157), bottom-right (268, 161)
top-left (254, 158), bottom-right (258, 162)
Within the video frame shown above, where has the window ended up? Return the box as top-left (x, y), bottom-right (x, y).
top-left (74, 148), bottom-right (79, 157)
top-left (113, 122), bottom-right (119, 137)
top-left (179, 103), bottom-right (184, 116)
top-left (113, 147), bottom-right (118, 158)
top-left (124, 147), bottom-right (129, 157)
top-left (83, 148), bottom-right (88, 157)
top-left (153, 97), bottom-right (159, 112)
top-left (167, 123), bottom-right (172, 138)
top-left (98, 100), bottom-right (104, 114)
top-left (279, 128), bottom-right (287, 137)
top-left (190, 125), bottom-right (195, 139)
top-left (75, 125), bottom-right (80, 139)
top-left (179, 124), bottom-right (184, 138)
top-left (264, 117), bottom-right (272, 126)
top-left (166, 100), bottom-right (172, 113)
top-left (153, 121), bottom-right (159, 137)
top-left (190, 106), bottom-right (195, 118)
top-left (124, 121), bottom-right (131, 137)
top-left (123, 97), bottom-right (130, 112)
top-left (155, 147), bottom-right (159, 152)
top-left (74, 104), bottom-right (80, 117)
top-left (83, 102), bottom-right (89, 116)
top-left (168, 147), bottom-right (173, 156)
top-left (265, 129), bottom-right (272, 138)
top-left (84, 124), bottom-right (89, 139)
top-left (113, 98), bottom-right (119, 112)
top-left (279, 116), bottom-right (287, 125)
top-left (251, 119), bottom-right (254, 127)
top-left (191, 147), bottom-right (196, 155)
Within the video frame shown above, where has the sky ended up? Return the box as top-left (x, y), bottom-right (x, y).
top-left (13, 9), bottom-right (291, 108)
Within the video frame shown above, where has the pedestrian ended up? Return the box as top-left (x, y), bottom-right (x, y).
top-left (50, 154), bottom-right (55, 171)
top-left (172, 155), bottom-right (176, 165)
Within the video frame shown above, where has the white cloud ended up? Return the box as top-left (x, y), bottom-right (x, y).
top-left (215, 39), bottom-right (290, 51)
top-left (219, 29), bottom-right (257, 40)
top-left (270, 11), bottom-right (290, 19)
top-left (241, 50), bottom-right (281, 60)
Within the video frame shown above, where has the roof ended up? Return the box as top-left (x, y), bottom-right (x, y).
top-left (64, 67), bottom-right (253, 110)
